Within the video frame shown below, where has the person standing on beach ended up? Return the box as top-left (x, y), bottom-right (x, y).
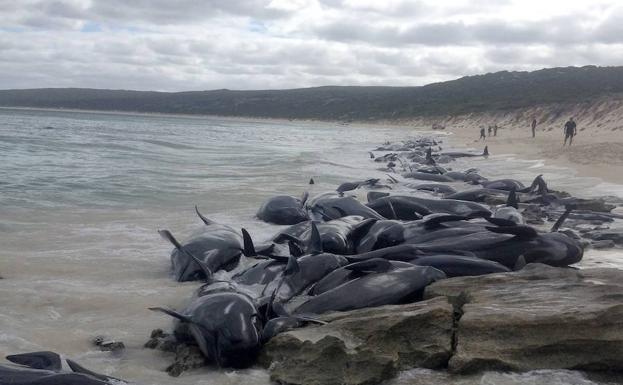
top-left (563, 117), bottom-right (577, 146)
top-left (493, 124), bottom-right (498, 136)
top-left (531, 118), bottom-right (537, 138)
top-left (479, 127), bottom-right (486, 141)
top-left (488, 126), bottom-right (492, 137)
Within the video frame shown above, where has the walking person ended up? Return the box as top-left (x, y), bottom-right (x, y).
top-left (531, 118), bottom-right (537, 138)
top-left (493, 124), bottom-right (498, 136)
top-left (479, 127), bottom-right (486, 141)
top-left (563, 117), bottom-right (577, 146)
top-left (488, 126), bottom-right (492, 137)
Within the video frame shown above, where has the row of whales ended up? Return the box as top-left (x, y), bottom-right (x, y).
top-left (150, 136), bottom-right (585, 371)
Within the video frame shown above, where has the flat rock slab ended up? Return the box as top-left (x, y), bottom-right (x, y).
top-left (260, 297), bottom-right (454, 385)
top-left (425, 264), bottom-right (623, 374)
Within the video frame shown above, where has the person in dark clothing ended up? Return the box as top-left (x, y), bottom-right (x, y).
top-left (493, 124), bottom-right (498, 136)
top-left (479, 127), bottom-right (486, 140)
top-left (531, 118), bottom-right (537, 138)
top-left (487, 126), bottom-right (492, 137)
top-left (563, 117), bottom-right (577, 146)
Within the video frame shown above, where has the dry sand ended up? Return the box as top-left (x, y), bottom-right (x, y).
top-left (404, 96), bottom-right (623, 185)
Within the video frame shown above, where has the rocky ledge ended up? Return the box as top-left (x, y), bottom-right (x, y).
top-left (260, 264), bottom-right (623, 385)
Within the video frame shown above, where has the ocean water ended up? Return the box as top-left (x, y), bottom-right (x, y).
top-left (0, 108), bottom-right (621, 385)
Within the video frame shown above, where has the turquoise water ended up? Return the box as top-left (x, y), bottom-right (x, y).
top-left (0, 108), bottom-right (619, 385)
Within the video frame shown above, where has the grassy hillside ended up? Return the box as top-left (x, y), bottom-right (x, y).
top-left (1, 66), bottom-right (623, 120)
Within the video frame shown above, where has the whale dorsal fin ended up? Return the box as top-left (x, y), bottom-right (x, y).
top-left (506, 187), bottom-right (519, 209)
top-left (241, 228), bottom-right (257, 257)
top-left (309, 222), bottom-right (323, 255)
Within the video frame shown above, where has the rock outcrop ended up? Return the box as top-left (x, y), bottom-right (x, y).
top-left (259, 297), bottom-right (454, 385)
top-left (425, 264), bottom-right (623, 373)
top-left (260, 265), bottom-right (623, 385)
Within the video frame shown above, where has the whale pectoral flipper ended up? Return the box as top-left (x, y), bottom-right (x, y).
top-left (386, 199), bottom-right (397, 220)
top-left (551, 205), bottom-right (574, 232)
top-left (422, 214), bottom-right (468, 229)
top-left (148, 307), bottom-right (193, 323)
top-left (350, 218), bottom-right (378, 243)
top-left (485, 225), bottom-right (538, 239)
top-left (195, 205), bottom-right (216, 226)
top-left (386, 174), bottom-right (399, 183)
top-left (288, 241), bottom-right (303, 258)
top-left (344, 258), bottom-right (392, 274)
top-left (300, 191), bottom-right (309, 207)
top-left (66, 358), bottom-right (124, 383)
top-left (6, 351), bottom-right (62, 371)
top-left (159, 229), bottom-right (213, 280)
top-left (188, 323), bottom-right (216, 360)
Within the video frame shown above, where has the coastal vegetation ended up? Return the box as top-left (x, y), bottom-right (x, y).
top-left (1, 66), bottom-right (623, 120)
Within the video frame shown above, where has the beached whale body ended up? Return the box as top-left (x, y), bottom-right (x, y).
top-left (272, 216), bottom-right (378, 255)
top-left (481, 179), bottom-right (525, 191)
top-left (493, 188), bottom-right (524, 224)
top-left (307, 194), bottom-right (385, 220)
top-left (409, 226), bottom-right (583, 269)
top-left (261, 252), bottom-right (349, 302)
top-left (151, 284), bottom-right (263, 368)
top-left (257, 194), bottom-right (309, 225)
top-left (445, 188), bottom-right (508, 202)
top-left (412, 255), bottom-right (511, 277)
top-left (167, 208), bottom-right (244, 281)
top-left (1, 351), bottom-right (129, 385)
top-left (294, 265), bottom-right (446, 315)
top-left (309, 259), bottom-right (414, 295)
top-left (402, 171), bottom-right (454, 182)
top-left (169, 225), bottom-right (243, 282)
top-left (437, 146), bottom-right (489, 158)
top-left (368, 195), bottom-right (491, 219)
top-left (407, 183), bottom-right (458, 195)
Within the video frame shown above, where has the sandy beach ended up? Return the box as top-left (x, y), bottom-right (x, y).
top-left (404, 96), bottom-right (623, 185)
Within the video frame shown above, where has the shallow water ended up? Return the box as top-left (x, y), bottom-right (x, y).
top-left (0, 108), bottom-right (621, 384)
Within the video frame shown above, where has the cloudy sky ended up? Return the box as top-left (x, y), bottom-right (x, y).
top-left (1, 0), bottom-right (622, 91)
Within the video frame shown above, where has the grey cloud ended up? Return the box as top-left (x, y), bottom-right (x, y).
top-left (1, 1), bottom-right (623, 91)
top-left (3, 0), bottom-right (292, 31)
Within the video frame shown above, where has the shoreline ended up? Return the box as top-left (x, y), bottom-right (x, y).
top-left (3, 101), bottom-right (622, 186)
